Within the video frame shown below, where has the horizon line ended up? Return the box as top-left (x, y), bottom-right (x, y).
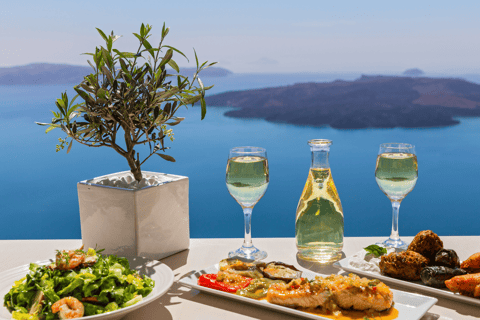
top-left (2, 62), bottom-right (480, 76)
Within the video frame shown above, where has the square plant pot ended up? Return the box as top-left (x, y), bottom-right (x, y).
top-left (77, 171), bottom-right (189, 260)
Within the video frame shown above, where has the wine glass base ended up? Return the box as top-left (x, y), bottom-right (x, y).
top-left (376, 238), bottom-right (408, 250)
top-left (228, 245), bottom-right (267, 261)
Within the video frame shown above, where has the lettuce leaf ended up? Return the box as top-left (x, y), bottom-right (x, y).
top-left (11, 311), bottom-right (39, 320)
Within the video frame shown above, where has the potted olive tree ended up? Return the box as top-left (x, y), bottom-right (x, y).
top-left (37, 23), bottom-right (215, 259)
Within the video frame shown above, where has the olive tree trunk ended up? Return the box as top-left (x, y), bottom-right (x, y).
top-left (126, 154), bottom-right (143, 182)
top-left (124, 131), bottom-right (143, 182)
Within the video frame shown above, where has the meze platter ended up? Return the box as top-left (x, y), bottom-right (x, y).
top-left (179, 257), bottom-right (437, 320)
top-left (333, 230), bottom-right (480, 307)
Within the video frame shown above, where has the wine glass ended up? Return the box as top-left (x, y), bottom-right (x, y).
top-left (375, 143), bottom-right (418, 249)
top-left (226, 146), bottom-right (269, 260)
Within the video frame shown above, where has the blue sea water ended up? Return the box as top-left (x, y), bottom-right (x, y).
top-left (1, 73), bottom-right (480, 240)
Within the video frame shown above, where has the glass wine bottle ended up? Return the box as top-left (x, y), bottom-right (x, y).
top-left (295, 139), bottom-right (344, 263)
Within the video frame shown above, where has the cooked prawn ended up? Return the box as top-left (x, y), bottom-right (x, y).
top-left (55, 246), bottom-right (85, 270)
top-left (445, 273), bottom-right (480, 297)
top-left (51, 297), bottom-right (84, 319)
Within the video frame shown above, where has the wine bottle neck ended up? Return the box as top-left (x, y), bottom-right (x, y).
top-left (311, 148), bottom-right (330, 168)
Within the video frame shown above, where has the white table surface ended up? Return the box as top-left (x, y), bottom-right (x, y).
top-left (1, 237), bottom-right (480, 319)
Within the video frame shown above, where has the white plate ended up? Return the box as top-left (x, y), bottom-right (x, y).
top-left (0, 257), bottom-right (174, 320)
top-left (179, 264), bottom-right (437, 320)
top-left (333, 256), bottom-right (480, 307)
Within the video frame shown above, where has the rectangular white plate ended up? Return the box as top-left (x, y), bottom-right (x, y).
top-left (179, 264), bottom-right (437, 320)
top-left (333, 256), bottom-right (480, 307)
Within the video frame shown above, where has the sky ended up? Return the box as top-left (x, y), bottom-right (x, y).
top-left (1, 0), bottom-right (479, 74)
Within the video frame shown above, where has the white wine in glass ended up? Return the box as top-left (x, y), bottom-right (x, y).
top-left (226, 147), bottom-right (269, 260)
top-left (375, 143), bottom-right (418, 248)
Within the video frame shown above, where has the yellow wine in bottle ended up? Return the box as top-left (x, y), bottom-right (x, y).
top-left (295, 167), bottom-right (344, 263)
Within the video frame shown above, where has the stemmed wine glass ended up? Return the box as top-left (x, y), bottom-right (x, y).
top-left (375, 143), bottom-right (418, 249)
top-left (226, 147), bottom-right (269, 260)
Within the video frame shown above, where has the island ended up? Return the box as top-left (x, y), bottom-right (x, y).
top-left (174, 67), bottom-right (232, 78)
top-left (0, 63), bottom-right (232, 85)
top-left (403, 68), bottom-right (425, 77)
top-left (0, 63), bottom-right (92, 85)
top-left (206, 75), bottom-right (480, 129)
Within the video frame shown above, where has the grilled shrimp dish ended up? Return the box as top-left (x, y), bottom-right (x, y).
top-left (266, 274), bottom-right (393, 312)
top-left (445, 273), bottom-right (480, 298)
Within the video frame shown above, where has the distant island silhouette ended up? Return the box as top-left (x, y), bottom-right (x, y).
top-left (403, 68), bottom-right (425, 76)
top-left (0, 63), bottom-right (232, 85)
top-left (0, 63), bottom-right (92, 85)
top-left (206, 75), bottom-right (480, 129)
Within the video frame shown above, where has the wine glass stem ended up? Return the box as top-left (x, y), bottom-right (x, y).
top-left (243, 208), bottom-right (253, 247)
top-left (390, 201), bottom-right (401, 241)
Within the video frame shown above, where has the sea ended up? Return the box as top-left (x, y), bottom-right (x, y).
top-left (1, 72), bottom-right (479, 240)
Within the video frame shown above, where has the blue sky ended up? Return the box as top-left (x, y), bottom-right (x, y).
top-left (1, 0), bottom-right (479, 73)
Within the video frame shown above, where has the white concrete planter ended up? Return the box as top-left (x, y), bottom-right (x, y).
top-left (77, 171), bottom-right (189, 260)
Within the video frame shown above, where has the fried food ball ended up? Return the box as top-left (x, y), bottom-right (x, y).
top-left (460, 252), bottom-right (480, 273)
top-left (407, 230), bottom-right (443, 262)
top-left (380, 251), bottom-right (429, 281)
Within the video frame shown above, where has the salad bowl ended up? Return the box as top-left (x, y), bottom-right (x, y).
top-left (0, 256), bottom-right (174, 320)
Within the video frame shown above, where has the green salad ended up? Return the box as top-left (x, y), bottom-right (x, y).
top-left (3, 248), bottom-right (155, 319)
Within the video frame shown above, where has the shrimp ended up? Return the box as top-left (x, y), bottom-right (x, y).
top-left (445, 273), bottom-right (480, 297)
top-left (55, 246), bottom-right (85, 270)
top-left (51, 297), bottom-right (84, 319)
top-left (82, 253), bottom-right (98, 267)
